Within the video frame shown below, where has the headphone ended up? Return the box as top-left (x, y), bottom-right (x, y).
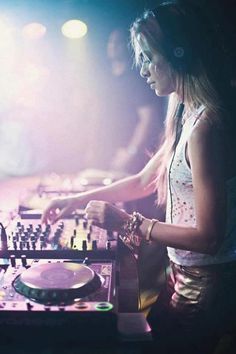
top-left (173, 46), bottom-right (185, 58)
top-left (151, 3), bottom-right (189, 71)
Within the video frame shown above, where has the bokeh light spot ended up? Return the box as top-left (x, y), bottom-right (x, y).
top-left (61, 19), bottom-right (87, 39)
top-left (22, 22), bottom-right (47, 39)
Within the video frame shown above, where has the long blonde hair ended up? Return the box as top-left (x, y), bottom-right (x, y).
top-left (130, 3), bottom-right (230, 205)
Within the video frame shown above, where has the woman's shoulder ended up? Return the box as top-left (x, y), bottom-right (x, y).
top-left (189, 107), bottom-right (236, 178)
top-left (194, 106), bottom-right (226, 131)
top-left (189, 109), bottom-right (225, 149)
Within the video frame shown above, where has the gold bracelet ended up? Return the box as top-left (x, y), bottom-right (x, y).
top-left (146, 219), bottom-right (158, 243)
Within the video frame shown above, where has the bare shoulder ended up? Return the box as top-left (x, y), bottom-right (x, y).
top-left (189, 109), bottom-right (224, 149)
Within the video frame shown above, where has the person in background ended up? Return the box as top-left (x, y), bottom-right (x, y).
top-left (42, 1), bottom-right (236, 353)
top-left (86, 28), bottom-right (166, 175)
top-left (106, 28), bottom-right (166, 174)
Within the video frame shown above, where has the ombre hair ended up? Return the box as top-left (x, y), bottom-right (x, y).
top-left (130, 1), bottom-right (233, 205)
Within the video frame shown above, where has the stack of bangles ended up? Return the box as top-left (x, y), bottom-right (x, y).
top-left (121, 211), bottom-right (158, 244)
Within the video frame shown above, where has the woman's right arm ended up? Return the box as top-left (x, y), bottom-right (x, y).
top-left (41, 152), bottom-right (160, 224)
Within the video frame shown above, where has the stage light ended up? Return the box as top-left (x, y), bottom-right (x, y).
top-left (22, 22), bottom-right (47, 39)
top-left (0, 16), bottom-right (15, 50)
top-left (61, 19), bottom-right (87, 39)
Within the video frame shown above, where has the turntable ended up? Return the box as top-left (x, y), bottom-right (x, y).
top-left (13, 262), bottom-right (103, 305)
top-left (0, 258), bottom-right (117, 343)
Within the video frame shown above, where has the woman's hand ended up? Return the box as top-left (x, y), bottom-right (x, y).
top-left (85, 200), bottom-right (130, 232)
top-left (41, 196), bottom-right (78, 224)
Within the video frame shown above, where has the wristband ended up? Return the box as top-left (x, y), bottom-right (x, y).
top-left (121, 211), bottom-right (144, 241)
top-left (146, 219), bottom-right (158, 243)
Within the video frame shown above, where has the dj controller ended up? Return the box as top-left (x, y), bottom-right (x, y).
top-left (0, 256), bottom-right (117, 342)
top-left (0, 212), bottom-right (119, 342)
top-left (0, 173), bottom-right (146, 344)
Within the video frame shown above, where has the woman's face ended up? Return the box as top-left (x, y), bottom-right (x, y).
top-left (137, 34), bottom-right (176, 96)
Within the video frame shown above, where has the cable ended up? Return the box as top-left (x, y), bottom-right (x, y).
top-left (168, 148), bottom-right (177, 224)
top-left (169, 102), bottom-right (184, 223)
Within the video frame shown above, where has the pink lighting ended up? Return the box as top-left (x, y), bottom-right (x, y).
top-left (22, 22), bottom-right (47, 40)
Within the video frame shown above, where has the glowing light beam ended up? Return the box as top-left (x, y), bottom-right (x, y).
top-left (61, 19), bottom-right (87, 39)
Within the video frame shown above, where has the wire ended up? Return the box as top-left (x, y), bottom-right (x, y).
top-left (169, 102), bottom-right (184, 223)
top-left (168, 149), bottom-right (176, 224)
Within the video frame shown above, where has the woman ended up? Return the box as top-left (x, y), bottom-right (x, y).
top-left (42, 1), bottom-right (236, 352)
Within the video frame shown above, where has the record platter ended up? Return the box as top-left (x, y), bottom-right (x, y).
top-left (13, 262), bottom-right (103, 304)
top-left (0, 257), bottom-right (117, 343)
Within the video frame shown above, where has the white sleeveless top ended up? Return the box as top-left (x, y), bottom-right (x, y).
top-left (166, 106), bottom-right (236, 266)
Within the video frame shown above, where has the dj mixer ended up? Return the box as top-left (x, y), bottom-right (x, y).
top-left (1, 214), bottom-right (118, 260)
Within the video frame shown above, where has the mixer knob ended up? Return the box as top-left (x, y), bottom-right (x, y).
top-left (10, 255), bottom-right (16, 267)
top-left (26, 241), bottom-right (30, 250)
top-left (92, 240), bottom-right (97, 250)
top-left (54, 230), bottom-right (61, 241)
top-left (35, 225), bottom-right (41, 233)
top-left (46, 224), bottom-right (51, 231)
top-left (30, 234), bottom-right (35, 242)
top-left (106, 241), bottom-right (111, 250)
top-left (26, 226), bottom-right (32, 233)
top-left (13, 241), bottom-right (17, 250)
top-left (70, 236), bottom-right (74, 248)
top-left (58, 221), bottom-right (64, 229)
top-left (82, 240), bottom-right (87, 251)
top-left (34, 228), bottom-right (40, 235)
top-left (83, 220), bottom-right (88, 229)
top-left (87, 232), bottom-right (91, 241)
top-left (43, 230), bottom-right (48, 237)
top-left (75, 215), bottom-right (79, 226)
top-left (21, 255), bottom-right (27, 267)
top-left (20, 235), bottom-right (26, 242)
top-left (40, 234), bottom-right (45, 242)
